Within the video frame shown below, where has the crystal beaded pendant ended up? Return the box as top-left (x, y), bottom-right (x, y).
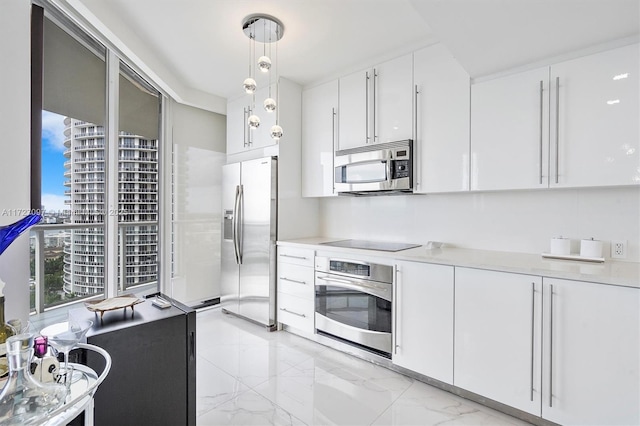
top-left (243, 77), bottom-right (257, 94)
top-left (257, 56), bottom-right (271, 73)
top-left (270, 124), bottom-right (283, 140)
top-left (263, 98), bottom-right (276, 112)
top-left (248, 114), bottom-right (261, 129)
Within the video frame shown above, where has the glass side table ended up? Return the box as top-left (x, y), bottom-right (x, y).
top-left (39, 343), bottom-right (111, 426)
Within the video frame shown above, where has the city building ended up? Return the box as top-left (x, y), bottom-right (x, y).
top-left (62, 118), bottom-right (158, 295)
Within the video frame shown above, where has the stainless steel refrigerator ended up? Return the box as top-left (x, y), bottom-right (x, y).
top-left (221, 156), bottom-right (277, 328)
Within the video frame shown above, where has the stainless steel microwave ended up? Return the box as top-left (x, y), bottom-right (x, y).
top-left (334, 139), bottom-right (413, 196)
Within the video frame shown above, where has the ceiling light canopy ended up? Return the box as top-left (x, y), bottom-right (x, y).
top-left (242, 14), bottom-right (284, 140)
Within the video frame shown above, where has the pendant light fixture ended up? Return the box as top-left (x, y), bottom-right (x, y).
top-left (242, 14), bottom-right (284, 140)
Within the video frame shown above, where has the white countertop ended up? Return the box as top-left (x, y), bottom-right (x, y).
top-left (277, 237), bottom-right (640, 289)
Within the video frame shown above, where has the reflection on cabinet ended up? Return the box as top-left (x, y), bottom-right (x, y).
top-left (393, 261), bottom-right (454, 384)
top-left (454, 268), bottom-right (543, 415)
top-left (471, 67), bottom-right (550, 190)
top-left (338, 54), bottom-right (413, 150)
top-left (471, 43), bottom-right (639, 191)
top-left (550, 43), bottom-right (639, 187)
top-left (276, 246), bottom-right (315, 334)
top-left (414, 44), bottom-right (471, 193)
top-left (542, 278), bottom-right (639, 425)
top-left (302, 80), bottom-right (338, 197)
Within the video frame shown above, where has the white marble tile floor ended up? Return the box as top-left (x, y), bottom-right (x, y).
top-left (196, 307), bottom-right (531, 426)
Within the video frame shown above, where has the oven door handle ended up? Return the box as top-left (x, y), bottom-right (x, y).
top-left (316, 275), bottom-right (391, 302)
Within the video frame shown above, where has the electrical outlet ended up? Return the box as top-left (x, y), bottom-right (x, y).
top-left (611, 240), bottom-right (627, 259)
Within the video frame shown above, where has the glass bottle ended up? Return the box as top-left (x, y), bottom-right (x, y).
top-left (0, 333), bottom-right (66, 425)
top-left (0, 295), bottom-right (15, 378)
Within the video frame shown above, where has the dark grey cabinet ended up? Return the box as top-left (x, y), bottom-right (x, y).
top-left (70, 295), bottom-right (196, 425)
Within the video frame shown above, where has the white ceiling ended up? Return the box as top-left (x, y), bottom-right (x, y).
top-left (73, 0), bottom-right (639, 108)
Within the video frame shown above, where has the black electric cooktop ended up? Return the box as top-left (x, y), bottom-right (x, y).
top-left (320, 239), bottom-right (421, 252)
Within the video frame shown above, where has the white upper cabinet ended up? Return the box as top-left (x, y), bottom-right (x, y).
top-left (226, 95), bottom-right (252, 155)
top-left (253, 83), bottom-right (278, 150)
top-left (471, 42), bottom-right (639, 191)
top-left (302, 80), bottom-right (338, 197)
top-left (414, 44), bottom-right (471, 193)
top-left (374, 54), bottom-right (414, 144)
top-left (549, 43), bottom-right (640, 187)
top-left (471, 67), bottom-right (550, 190)
top-left (226, 82), bottom-right (284, 155)
top-left (338, 68), bottom-right (368, 149)
top-left (338, 54), bottom-right (413, 150)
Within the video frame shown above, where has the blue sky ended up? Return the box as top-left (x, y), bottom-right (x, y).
top-left (41, 110), bottom-right (67, 212)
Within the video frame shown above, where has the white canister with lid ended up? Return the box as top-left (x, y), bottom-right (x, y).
top-left (580, 238), bottom-right (603, 258)
top-left (550, 237), bottom-right (571, 255)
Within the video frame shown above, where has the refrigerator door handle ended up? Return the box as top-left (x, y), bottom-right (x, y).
top-left (237, 184), bottom-right (244, 264)
top-left (233, 185), bottom-right (241, 265)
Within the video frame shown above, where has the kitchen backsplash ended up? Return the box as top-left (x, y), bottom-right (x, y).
top-left (320, 186), bottom-right (640, 263)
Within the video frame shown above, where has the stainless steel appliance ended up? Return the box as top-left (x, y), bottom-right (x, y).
top-left (315, 256), bottom-right (393, 357)
top-left (334, 139), bottom-right (413, 196)
top-left (320, 239), bottom-right (420, 252)
top-left (221, 156), bottom-right (277, 329)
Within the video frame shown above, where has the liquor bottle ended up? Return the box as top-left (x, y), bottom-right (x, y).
top-left (0, 280), bottom-right (16, 378)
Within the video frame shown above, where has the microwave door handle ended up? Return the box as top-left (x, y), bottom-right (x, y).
top-left (316, 275), bottom-right (391, 301)
top-left (386, 158), bottom-right (392, 182)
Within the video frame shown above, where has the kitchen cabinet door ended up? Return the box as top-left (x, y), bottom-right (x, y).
top-left (254, 83), bottom-right (278, 150)
top-left (414, 44), bottom-right (470, 193)
top-left (549, 43), bottom-right (640, 187)
top-left (455, 268), bottom-right (542, 416)
top-left (470, 67), bottom-right (550, 190)
top-left (374, 54), bottom-right (413, 144)
top-left (302, 80), bottom-right (338, 197)
top-left (393, 261), bottom-right (454, 384)
top-left (226, 95), bottom-right (251, 155)
top-left (338, 69), bottom-right (368, 150)
top-left (542, 278), bottom-right (640, 425)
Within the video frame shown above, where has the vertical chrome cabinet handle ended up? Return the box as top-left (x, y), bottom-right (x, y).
top-left (332, 107), bottom-right (337, 192)
top-left (549, 284), bottom-right (554, 407)
top-left (373, 68), bottom-right (378, 142)
top-left (555, 77), bottom-right (560, 184)
top-left (414, 85), bottom-right (419, 190)
top-left (243, 107), bottom-right (248, 148)
top-left (539, 81), bottom-right (544, 185)
top-left (393, 265), bottom-right (400, 354)
top-left (365, 71), bottom-right (370, 143)
top-left (530, 282), bottom-right (535, 402)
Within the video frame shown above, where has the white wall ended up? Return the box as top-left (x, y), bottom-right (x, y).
top-left (0, 0), bottom-right (32, 323)
top-left (320, 186), bottom-right (640, 262)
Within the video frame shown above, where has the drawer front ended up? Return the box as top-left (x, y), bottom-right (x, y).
top-left (277, 292), bottom-right (314, 333)
top-left (278, 263), bottom-right (314, 299)
top-left (277, 246), bottom-right (314, 267)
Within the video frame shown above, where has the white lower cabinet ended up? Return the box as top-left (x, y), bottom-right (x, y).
top-left (542, 278), bottom-right (640, 425)
top-left (455, 268), bottom-right (543, 415)
top-left (276, 247), bottom-right (315, 333)
top-left (393, 261), bottom-right (454, 384)
top-left (455, 268), bottom-right (640, 425)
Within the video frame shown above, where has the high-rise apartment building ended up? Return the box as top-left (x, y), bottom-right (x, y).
top-left (62, 118), bottom-right (158, 296)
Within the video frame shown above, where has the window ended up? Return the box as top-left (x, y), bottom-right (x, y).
top-left (31, 4), bottom-right (162, 313)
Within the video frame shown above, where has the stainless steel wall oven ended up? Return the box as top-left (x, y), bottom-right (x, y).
top-left (314, 256), bottom-right (393, 358)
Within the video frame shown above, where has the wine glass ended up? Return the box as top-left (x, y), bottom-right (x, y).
top-left (40, 319), bottom-right (93, 392)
